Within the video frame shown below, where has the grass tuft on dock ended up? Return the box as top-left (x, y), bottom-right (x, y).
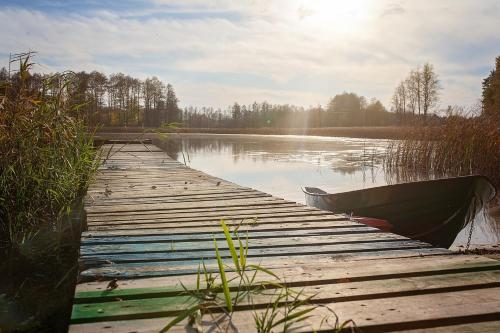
top-left (161, 220), bottom-right (355, 332)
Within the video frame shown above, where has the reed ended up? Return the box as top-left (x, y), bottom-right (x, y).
top-left (0, 55), bottom-right (99, 330)
top-left (0, 54), bottom-right (99, 249)
top-left (385, 114), bottom-right (499, 187)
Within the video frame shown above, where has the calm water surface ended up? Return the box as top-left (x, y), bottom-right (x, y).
top-left (159, 133), bottom-right (499, 247)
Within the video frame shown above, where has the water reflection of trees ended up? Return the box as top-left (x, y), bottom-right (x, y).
top-left (160, 135), bottom-right (388, 180)
top-left (153, 137), bottom-right (181, 161)
top-left (332, 148), bottom-right (385, 176)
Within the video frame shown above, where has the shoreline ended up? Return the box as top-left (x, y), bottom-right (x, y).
top-left (93, 126), bottom-right (411, 140)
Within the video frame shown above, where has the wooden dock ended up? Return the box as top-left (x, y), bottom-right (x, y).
top-left (70, 143), bottom-right (500, 332)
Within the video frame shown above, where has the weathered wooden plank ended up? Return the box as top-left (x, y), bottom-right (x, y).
top-left (81, 227), bottom-right (385, 245)
top-left (85, 197), bottom-right (290, 214)
top-left (75, 255), bottom-right (500, 293)
top-left (390, 321), bottom-right (500, 332)
top-left (92, 172), bottom-right (210, 180)
top-left (281, 289), bottom-right (500, 332)
top-left (87, 219), bottom-right (366, 232)
top-left (85, 206), bottom-right (324, 222)
top-left (71, 272), bottom-right (500, 324)
top-left (87, 184), bottom-right (240, 194)
top-left (83, 224), bottom-right (380, 237)
top-left (85, 203), bottom-right (319, 219)
top-left (69, 317), bottom-right (500, 333)
top-left (86, 192), bottom-right (274, 207)
top-left (78, 248), bottom-right (450, 280)
top-left (87, 222), bottom-right (351, 233)
top-left (151, 293), bottom-right (500, 333)
top-left (79, 239), bottom-right (433, 264)
top-left (85, 188), bottom-right (258, 201)
top-left (91, 172), bottom-right (236, 179)
top-left (86, 215), bottom-right (356, 229)
top-left (90, 179), bottom-right (218, 186)
top-left (80, 233), bottom-right (409, 255)
top-left (85, 211), bottom-right (331, 225)
top-left (98, 165), bottom-right (181, 170)
top-left (74, 268), bottom-right (500, 305)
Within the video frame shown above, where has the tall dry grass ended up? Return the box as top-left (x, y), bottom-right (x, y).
top-left (0, 55), bottom-right (99, 249)
top-left (385, 114), bottom-right (499, 187)
top-left (0, 55), bottom-right (99, 331)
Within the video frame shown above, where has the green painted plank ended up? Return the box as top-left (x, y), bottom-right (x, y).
top-left (71, 272), bottom-right (500, 324)
top-left (74, 263), bottom-right (500, 303)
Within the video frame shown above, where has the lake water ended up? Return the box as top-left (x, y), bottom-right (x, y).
top-left (158, 133), bottom-right (499, 247)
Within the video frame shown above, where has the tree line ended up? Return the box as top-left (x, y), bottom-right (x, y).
top-left (8, 59), bottom-right (489, 129)
top-left (0, 68), bottom-right (180, 127)
top-left (182, 94), bottom-right (396, 128)
top-left (0, 66), bottom-right (405, 129)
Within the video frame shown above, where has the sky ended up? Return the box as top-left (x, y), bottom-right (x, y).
top-left (0, 0), bottom-right (499, 110)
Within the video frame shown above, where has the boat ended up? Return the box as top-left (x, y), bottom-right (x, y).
top-left (302, 175), bottom-right (496, 248)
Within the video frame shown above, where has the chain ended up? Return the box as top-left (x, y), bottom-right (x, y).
top-left (465, 217), bottom-right (475, 252)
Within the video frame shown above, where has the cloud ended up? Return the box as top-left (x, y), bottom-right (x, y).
top-left (0, 0), bottom-right (499, 109)
top-left (380, 3), bottom-right (405, 18)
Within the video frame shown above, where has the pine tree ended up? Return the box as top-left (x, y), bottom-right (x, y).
top-left (482, 56), bottom-right (500, 118)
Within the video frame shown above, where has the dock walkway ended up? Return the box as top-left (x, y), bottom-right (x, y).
top-left (70, 143), bottom-right (500, 332)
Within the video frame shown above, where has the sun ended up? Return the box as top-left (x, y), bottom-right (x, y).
top-left (298, 0), bottom-right (373, 34)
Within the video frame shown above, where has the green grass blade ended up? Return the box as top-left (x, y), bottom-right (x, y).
top-left (159, 304), bottom-right (200, 332)
top-left (238, 237), bottom-right (246, 269)
top-left (196, 263), bottom-right (200, 291)
top-left (220, 219), bottom-right (241, 273)
top-left (272, 307), bottom-right (316, 328)
top-left (214, 237), bottom-right (233, 312)
top-left (248, 264), bottom-right (280, 280)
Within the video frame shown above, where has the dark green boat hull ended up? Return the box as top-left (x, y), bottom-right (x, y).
top-left (303, 176), bottom-right (496, 248)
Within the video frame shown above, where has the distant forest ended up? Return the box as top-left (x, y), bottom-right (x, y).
top-left (183, 95), bottom-right (395, 128)
top-left (0, 68), bottom-right (180, 127)
top-left (0, 65), bottom-right (447, 129)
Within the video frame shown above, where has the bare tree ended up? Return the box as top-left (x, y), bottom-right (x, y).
top-left (391, 81), bottom-right (407, 116)
top-left (421, 63), bottom-right (440, 117)
top-left (399, 64), bottom-right (440, 118)
top-left (88, 71), bottom-right (107, 126)
top-left (406, 68), bottom-right (423, 115)
top-left (142, 77), bottom-right (164, 126)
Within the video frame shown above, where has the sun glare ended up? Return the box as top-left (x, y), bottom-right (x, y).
top-left (299, 0), bottom-right (373, 34)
